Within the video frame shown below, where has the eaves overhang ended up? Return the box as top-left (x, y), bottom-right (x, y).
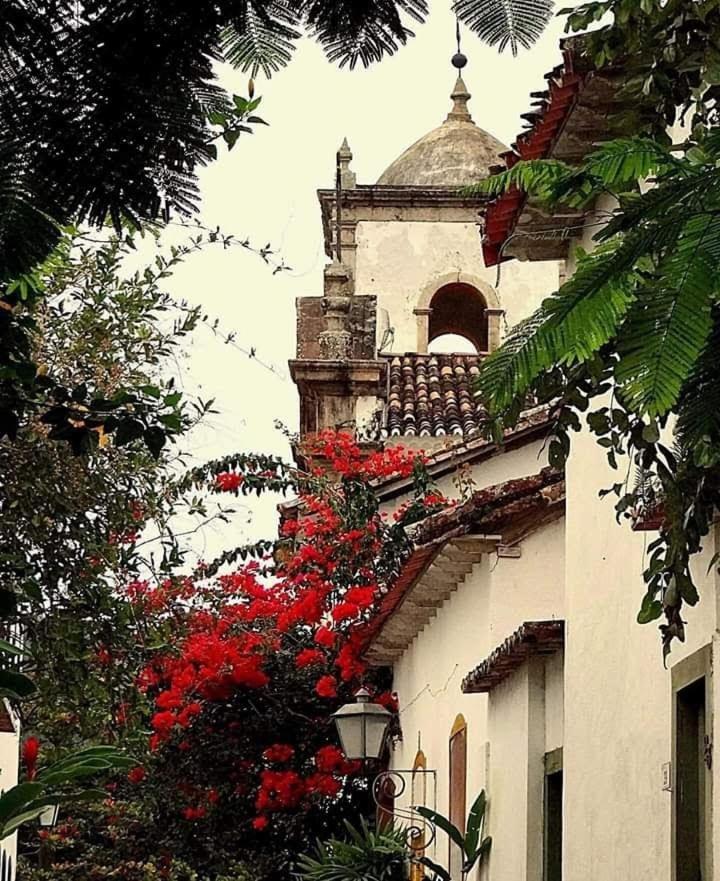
top-left (462, 620), bottom-right (565, 693)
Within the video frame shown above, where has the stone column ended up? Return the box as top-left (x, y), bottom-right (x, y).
top-left (319, 260), bottom-right (354, 361)
top-left (486, 308), bottom-right (505, 353)
top-left (414, 308), bottom-right (433, 353)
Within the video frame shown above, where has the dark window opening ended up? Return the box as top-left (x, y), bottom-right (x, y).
top-left (676, 677), bottom-right (708, 881)
top-left (429, 283), bottom-right (488, 353)
top-left (544, 766), bottom-right (563, 881)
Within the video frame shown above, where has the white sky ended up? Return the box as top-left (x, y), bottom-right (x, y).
top-left (159, 4), bottom-right (571, 565)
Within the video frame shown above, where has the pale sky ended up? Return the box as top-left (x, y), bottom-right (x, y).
top-left (158, 4), bottom-right (571, 565)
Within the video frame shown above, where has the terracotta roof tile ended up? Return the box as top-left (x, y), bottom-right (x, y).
top-left (462, 620), bottom-right (565, 693)
top-left (384, 353), bottom-right (487, 438)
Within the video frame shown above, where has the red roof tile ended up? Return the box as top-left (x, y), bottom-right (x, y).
top-left (483, 47), bottom-right (586, 266)
top-left (462, 620), bottom-right (565, 693)
top-left (384, 353), bottom-right (486, 438)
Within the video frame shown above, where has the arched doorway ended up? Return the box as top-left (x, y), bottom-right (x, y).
top-left (428, 283), bottom-right (488, 353)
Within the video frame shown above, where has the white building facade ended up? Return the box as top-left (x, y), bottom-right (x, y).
top-left (290, 45), bottom-right (718, 881)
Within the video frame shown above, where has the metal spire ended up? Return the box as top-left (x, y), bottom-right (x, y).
top-left (447, 17), bottom-right (472, 123)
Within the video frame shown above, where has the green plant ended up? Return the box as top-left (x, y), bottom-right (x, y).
top-left (415, 791), bottom-right (492, 881)
top-left (298, 818), bottom-right (409, 881)
top-left (0, 745), bottom-right (132, 839)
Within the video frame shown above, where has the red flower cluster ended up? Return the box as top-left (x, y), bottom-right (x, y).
top-left (22, 736), bottom-right (40, 781)
top-left (127, 766), bottom-right (146, 784)
top-left (262, 744), bottom-right (295, 764)
top-left (215, 472), bottom-right (244, 492)
top-left (315, 675), bottom-right (337, 699)
top-left (139, 432), bottom-right (434, 827)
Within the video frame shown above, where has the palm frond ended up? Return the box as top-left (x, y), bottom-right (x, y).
top-left (221, 2), bottom-right (300, 78)
top-left (479, 225), bottom-right (669, 413)
top-left (303, 0), bottom-right (428, 70)
top-left (675, 309), bottom-right (720, 446)
top-left (598, 166), bottom-right (717, 241)
top-left (615, 213), bottom-right (720, 417)
top-left (454, 0), bottom-right (554, 55)
top-left (464, 158), bottom-right (575, 201)
top-left (581, 137), bottom-right (677, 189)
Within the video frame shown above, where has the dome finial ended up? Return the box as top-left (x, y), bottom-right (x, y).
top-left (451, 14), bottom-right (467, 71)
top-left (447, 18), bottom-right (472, 123)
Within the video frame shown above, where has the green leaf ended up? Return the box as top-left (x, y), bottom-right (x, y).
top-left (114, 418), bottom-right (144, 446)
top-left (414, 805), bottom-right (465, 852)
top-left (464, 789), bottom-right (487, 858)
top-left (637, 591), bottom-right (663, 624)
top-left (463, 836), bottom-right (492, 873)
top-left (0, 806), bottom-right (48, 840)
top-left (144, 427), bottom-right (166, 459)
top-left (419, 856), bottom-right (451, 881)
top-left (615, 214), bottom-right (719, 416)
top-left (0, 668), bottom-right (35, 698)
top-left (0, 783), bottom-right (44, 823)
top-left (223, 130), bottom-right (240, 150)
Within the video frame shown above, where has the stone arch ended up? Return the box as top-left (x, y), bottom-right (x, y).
top-left (414, 272), bottom-right (503, 354)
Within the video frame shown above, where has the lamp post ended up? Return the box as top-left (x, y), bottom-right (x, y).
top-left (38, 804), bottom-right (59, 870)
top-left (331, 689), bottom-right (437, 861)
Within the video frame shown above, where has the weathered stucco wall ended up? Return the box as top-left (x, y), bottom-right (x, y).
top-left (354, 221), bottom-right (559, 353)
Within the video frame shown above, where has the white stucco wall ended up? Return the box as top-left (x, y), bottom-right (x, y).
top-left (562, 423), bottom-right (718, 881)
top-left (389, 519), bottom-right (565, 874)
top-left (0, 704), bottom-right (20, 879)
top-left (555, 194), bottom-right (720, 881)
top-left (354, 221), bottom-right (559, 353)
top-left (379, 440), bottom-right (549, 522)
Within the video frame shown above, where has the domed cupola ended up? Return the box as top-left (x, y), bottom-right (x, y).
top-left (377, 59), bottom-right (508, 188)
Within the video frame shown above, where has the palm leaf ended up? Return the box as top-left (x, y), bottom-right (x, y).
top-left (581, 137), bottom-right (676, 189)
top-left (304, 0), bottom-right (428, 70)
top-left (615, 213), bottom-right (720, 416)
top-left (464, 158), bottom-right (575, 202)
top-left (463, 789), bottom-right (487, 859)
top-left (454, 0), bottom-right (554, 55)
top-left (414, 805), bottom-right (465, 852)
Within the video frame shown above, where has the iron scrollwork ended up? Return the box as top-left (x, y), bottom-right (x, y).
top-left (372, 769), bottom-right (437, 858)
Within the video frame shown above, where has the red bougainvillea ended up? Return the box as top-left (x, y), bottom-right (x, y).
top-left (128, 432), bottom-right (451, 849)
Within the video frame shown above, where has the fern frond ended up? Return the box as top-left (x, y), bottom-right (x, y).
top-left (454, 0), bottom-right (554, 55)
top-left (479, 223), bottom-right (671, 413)
top-left (615, 213), bottom-right (720, 416)
top-left (598, 166), bottom-right (717, 241)
top-left (303, 0), bottom-right (428, 70)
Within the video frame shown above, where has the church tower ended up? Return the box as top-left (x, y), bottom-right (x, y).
top-left (290, 54), bottom-right (559, 448)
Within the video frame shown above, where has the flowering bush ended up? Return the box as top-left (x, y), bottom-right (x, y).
top-left (119, 432), bottom-right (449, 879)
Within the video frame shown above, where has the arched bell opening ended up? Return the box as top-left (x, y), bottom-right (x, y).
top-left (428, 283), bottom-right (489, 354)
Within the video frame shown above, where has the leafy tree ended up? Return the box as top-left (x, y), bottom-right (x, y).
top-left (470, 1), bottom-right (720, 656)
top-left (0, 0), bottom-right (557, 451)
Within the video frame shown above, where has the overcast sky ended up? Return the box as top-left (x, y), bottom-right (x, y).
top-left (158, 4), bottom-right (571, 565)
